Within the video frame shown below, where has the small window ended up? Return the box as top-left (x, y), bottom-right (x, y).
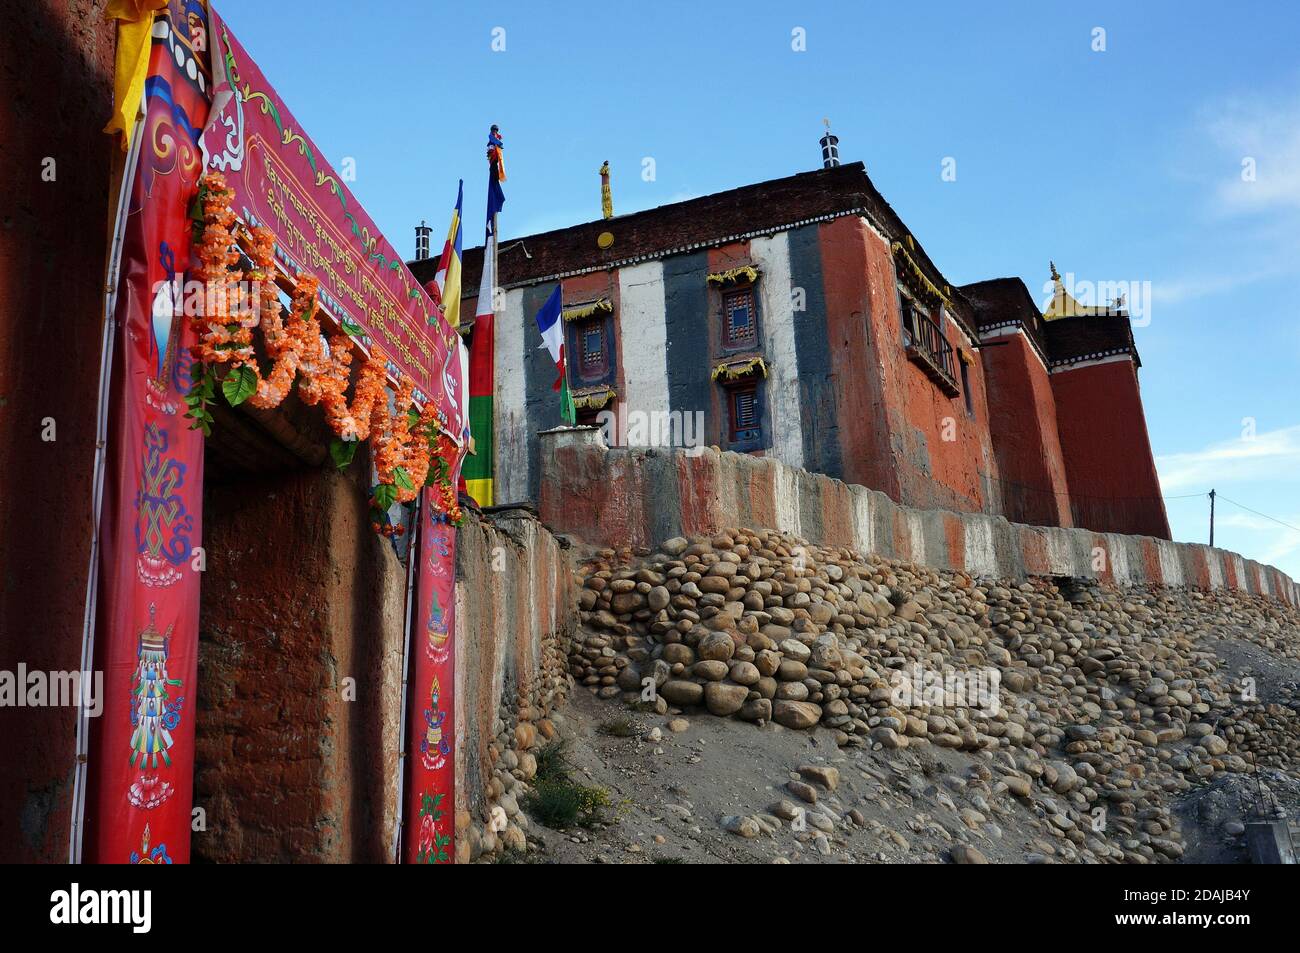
top-left (729, 383), bottom-right (761, 445)
top-left (722, 286), bottom-right (757, 349)
top-left (582, 324), bottom-right (602, 366)
top-left (899, 295), bottom-right (920, 346)
top-left (574, 317), bottom-right (609, 384)
top-left (960, 358), bottom-right (973, 415)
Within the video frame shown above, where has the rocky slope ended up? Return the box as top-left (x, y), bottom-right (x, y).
top-left (550, 526), bottom-right (1300, 863)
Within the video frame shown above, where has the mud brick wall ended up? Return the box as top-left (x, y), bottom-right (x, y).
top-left (194, 467), bottom-right (407, 863)
top-left (0, 0), bottom-right (117, 864)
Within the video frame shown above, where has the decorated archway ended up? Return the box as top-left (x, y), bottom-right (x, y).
top-left (79, 0), bottom-right (466, 864)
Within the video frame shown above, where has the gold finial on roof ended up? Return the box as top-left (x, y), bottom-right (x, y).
top-left (1043, 261), bottom-right (1113, 321)
top-left (599, 160), bottom-right (613, 220)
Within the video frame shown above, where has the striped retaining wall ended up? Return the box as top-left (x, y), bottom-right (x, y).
top-left (538, 428), bottom-right (1298, 607)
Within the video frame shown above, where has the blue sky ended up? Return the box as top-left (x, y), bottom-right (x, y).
top-left (214, 0), bottom-right (1300, 578)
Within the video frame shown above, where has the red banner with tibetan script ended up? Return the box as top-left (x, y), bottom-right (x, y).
top-left (85, 1), bottom-right (213, 864)
top-left (403, 469), bottom-right (464, 864)
top-left (199, 8), bottom-right (463, 431)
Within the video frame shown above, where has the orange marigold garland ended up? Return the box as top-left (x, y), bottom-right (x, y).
top-left (189, 169), bottom-right (462, 533)
top-left (246, 226), bottom-right (299, 410)
top-left (373, 376), bottom-right (435, 504)
top-left (429, 430), bottom-right (463, 526)
top-left (191, 171), bottom-right (255, 369)
top-left (323, 340), bottom-right (386, 443)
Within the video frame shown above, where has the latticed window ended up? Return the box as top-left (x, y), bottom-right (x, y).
top-left (574, 317), bottom-right (608, 383)
top-left (722, 286), bottom-right (757, 349)
top-left (582, 322), bottom-right (602, 367)
top-left (730, 384), bottom-right (761, 444)
top-left (567, 311), bottom-right (615, 387)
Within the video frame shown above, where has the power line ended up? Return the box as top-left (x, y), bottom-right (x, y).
top-left (1216, 494), bottom-right (1300, 535)
top-left (935, 472), bottom-right (1292, 534)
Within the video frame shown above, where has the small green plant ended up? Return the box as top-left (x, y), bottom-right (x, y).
top-left (524, 779), bottom-right (610, 830)
top-left (533, 740), bottom-right (571, 785)
top-left (525, 781), bottom-right (582, 828)
top-left (522, 738), bottom-right (610, 830)
top-left (575, 783), bottom-right (611, 820)
top-left (598, 714), bottom-right (639, 738)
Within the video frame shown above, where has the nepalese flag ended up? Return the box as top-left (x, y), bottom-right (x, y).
top-left (535, 286), bottom-right (576, 425)
top-left (434, 180), bottom-right (464, 329)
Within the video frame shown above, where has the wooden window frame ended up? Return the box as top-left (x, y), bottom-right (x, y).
top-left (723, 379), bottom-right (764, 452)
top-left (718, 281), bottom-right (760, 354)
top-left (568, 313), bottom-right (615, 387)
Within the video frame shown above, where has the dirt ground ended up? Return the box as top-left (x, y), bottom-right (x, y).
top-left (516, 688), bottom-right (1106, 864)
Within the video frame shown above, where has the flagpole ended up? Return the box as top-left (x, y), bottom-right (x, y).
top-left (491, 212), bottom-right (500, 311)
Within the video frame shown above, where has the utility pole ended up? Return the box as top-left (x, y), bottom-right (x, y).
top-left (1209, 488), bottom-right (1216, 547)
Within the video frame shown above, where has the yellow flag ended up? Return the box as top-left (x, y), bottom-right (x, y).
top-left (103, 0), bottom-right (169, 151)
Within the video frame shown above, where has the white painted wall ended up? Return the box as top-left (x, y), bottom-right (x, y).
top-left (493, 288), bottom-right (528, 503)
top-left (617, 261), bottom-right (669, 444)
top-left (963, 516), bottom-right (998, 578)
top-left (772, 462), bottom-right (802, 538)
top-left (750, 232), bottom-right (804, 469)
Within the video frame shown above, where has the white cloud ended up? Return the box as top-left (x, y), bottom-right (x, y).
top-left (1154, 85), bottom-right (1300, 306)
top-left (1202, 93), bottom-right (1300, 214)
top-left (1156, 424), bottom-right (1300, 493)
top-left (1159, 426), bottom-right (1300, 577)
top-left (1151, 265), bottom-right (1281, 306)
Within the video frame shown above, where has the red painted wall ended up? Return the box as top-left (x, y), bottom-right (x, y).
top-left (1051, 358), bottom-right (1171, 539)
top-left (844, 220), bottom-right (999, 514)
top-left (980, 332), bottom-right (1073, 527)
top-left (818, 217), bottom-right (899, 499)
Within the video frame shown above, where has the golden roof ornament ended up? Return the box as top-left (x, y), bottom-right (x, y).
top-left (599, 160), bottom-right (613, 220)
top-left (1043, 260), bottom-right (1112, 321)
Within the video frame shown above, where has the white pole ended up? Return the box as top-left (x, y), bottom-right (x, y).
top-left (392, 493), bottom-right (422, 862)
top-left (69, 107), bottom-right (146, 864)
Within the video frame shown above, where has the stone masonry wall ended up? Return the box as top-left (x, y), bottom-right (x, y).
top-left (452, 506), bottom-right (577, 862)
top-left (539, 429), bottom-right (1298, 608)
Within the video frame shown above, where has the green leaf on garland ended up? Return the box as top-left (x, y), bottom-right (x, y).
top-left (393, 467), bottom-right (414, 492)
top-left (188, 182), bottom-right (210, 244)
top-left (373, 482), bottom-right (397, 511)
top-left (341, 316), bottom-right (364, 337)
top-left (222, 365), bottom-right (258, 406)
top-left (329, 438), bottom-right (358, 471)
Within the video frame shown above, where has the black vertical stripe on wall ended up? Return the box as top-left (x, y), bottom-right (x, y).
top-left (787, 224), bottom-right (845, 480)
top-left (661, 251), bottom-right (713, 446)
top-left (522, 282), bottom-right (561, 501)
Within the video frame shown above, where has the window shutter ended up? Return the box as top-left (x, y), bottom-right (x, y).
top-left (731, 385), bottom-right (761, 443)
